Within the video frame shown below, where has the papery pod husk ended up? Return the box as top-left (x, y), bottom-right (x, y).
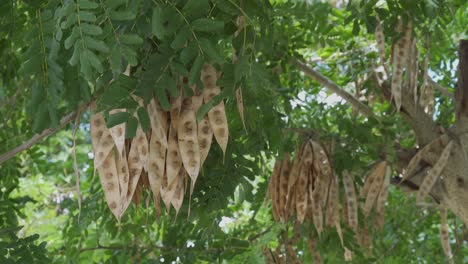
top-left (295, 163), bottom-right (309, 223)
top-left (325, 173), bottom-right (339, 227)
top-left (440, 207), bottom-right (454, 263)
top-left (161, 170), bottom-right (178, 212)
top-left (123, 136), bottom-right (144, 212)
top-left (363, 161), bottom-right (387, 217)
top-left (279, 153), bottom-right (291, 222)
top-left (343, 171), bottom-right (358, 232)
top-left (108, 109), bottom-right (127, 158)
top-left (166, 123), bottom-right (182, 186)
top-left (374, 15), bottom-right (389, 74)
top-left (309, 181), bottom-right (323, 236)
top-left (93, 119), bottom-right (115, 170)
top-left (171, 168), bottom-right (186, 216)
top-left (272, 159), bottom-right (282, 222)
top-left (116, 150), bottom-right (129, 209)
top-left (376, 165), bottom-right (391, 214)
top-left (307, 235), bottom-right (323, 264)
top-left (97, 148), bottom-right (122, 221)
top-left (147, 128), bottom-right (167, 208)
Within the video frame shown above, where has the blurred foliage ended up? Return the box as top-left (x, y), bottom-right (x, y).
top-left (0, 0), bottom-right (467, 263)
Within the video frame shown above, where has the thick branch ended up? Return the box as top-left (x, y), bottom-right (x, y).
top-left (291, 59), bottom-right (374, 117)
top-left (0, 102), bottom-right (90, 165)
top-left (456, 40), bottom-right (468, 120)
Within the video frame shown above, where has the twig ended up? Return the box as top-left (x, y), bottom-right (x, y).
top-left (291, 59), bottom-right (374, 117)
top-left (0, 101), bottom-right (91, 166)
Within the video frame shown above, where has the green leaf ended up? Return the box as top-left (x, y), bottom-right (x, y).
top-left (81, 23), bottom-right (103, 36)
top-left (60, 13), bottom-right (77, 29)
top-left (32, 102), bottom-right (49, 133)
top-left (48, 104), bottom-right (59, 128)
top-left (189, 56), bottom-right (204, 85)
top-left (83, 49), bottom-right (103, 73)
top-left (154, 85), bottom-right (170, 111)
top-left (78, 11), bottom-right (97, 22)
top-left (137, 107), bottom-right (151, 132)
top-left (125, 115), bottom-right (138, 138)
top-left (199, 38), bottom-right (223, 64)
top-left (192, 18), bottom-right (224, 32)
top-left (182, 0), bottom-right (209, 20)
top-left (84, 37), bottom-right (109, 53)
top-left (160, 73), bottom-right (178, 98)
top-left (110, 45), bottom-right (122, 72)
top-left (119, 34), bottom-right (143, 45)
top-left (170, 26), bottom-right (190, 50)
top-left (106, 111), bottom-right (130, 128)
top-left (78, 0), bottom-right (99, 9)
top-left (180, 41), bottom-right (198, 65)
top-left (196, 93), bottom-right (223, 121)
top-left (109, 10), bottom-right (135, 21)
top-left (69, 42), bottom-right (82, 66)
top-left (152, 7), bottom-right (165, 39)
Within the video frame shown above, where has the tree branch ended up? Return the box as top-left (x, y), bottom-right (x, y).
top-left (429, 78), bottom-right (454, 99)
top-left (0, 102), bottom-right (91, 165)
top-left (291, 59), bottom-right (374, 117)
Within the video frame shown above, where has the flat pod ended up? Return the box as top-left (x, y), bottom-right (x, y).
top-left (343, 171), bottom-right (358, 232)
top-left (170, 95), bottom-right (182, 131)
top-left (108, 109), bottom-right (127, 158)
top-left (271, 159), bottom-right (282, 222)
top-left (90, 112), bottom-right (105, 151)
top-left (97, 148), bottom-right (122, 220)
top-left (363, 161), bottom-right (387, 216)
top-left (201, 63), bottom-right (229, 157)
top-left (325, 174), bottom-right (339, 227)
top-left (148, 98), bottom-right (168, 148)
top-left (166, 125), bottom-right (182, 186)
top-left (376, 165), bottom-right (391, 214)
top-left (123, 138), bottom-right (144, 212)
top-left (279, 153), bottom-right (291, 222)
top-left (134, 122), bottom-right (149, 171)
top-left (295, 163), bottom-right (309, 223)
top-left (147, 128), bottom-right (167, 206)
top-left (91, 113), bottom-right (115, 169)
top-left (115, 150), bottom-right (129, 209)
top-left (171, 169), bottom-right (187, 216)
top-left (177, 97), bottom-right (201, 193)
top-left (309, 182), bottom-right (323, 235)
top-left (198, 116), bottom-right (213, 167)
top-left (439, 207), bottom-right (454, 262)
top-left (161, 170), bottom-right (178, 211)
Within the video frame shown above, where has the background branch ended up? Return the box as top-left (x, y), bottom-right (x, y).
top-left (291, 59), bottom-right (375, 117)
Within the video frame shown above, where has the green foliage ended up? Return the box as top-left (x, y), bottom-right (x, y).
top-left (0, 0), bottom-right (467, 263)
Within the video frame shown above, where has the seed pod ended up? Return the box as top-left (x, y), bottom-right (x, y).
top-left (376, 165), bottom-right (391, 214)
top-left (344, 247), bottom-right (353, 261)
top-left (97, 148), bottom-right (122, 220)
top-left (363, 161), bottom-right (387, 217)
top-left (191, 87), bottom-right (204, 113)
top-left (147, 128), bottom-right (167, 206)
top-left (235, 88), bottom-right (247, 131)
top-left (92, 113), bottom-right (115, 169)
top-left (335, 221), bottom-right (345, 247)
top-left (288, 144), bottom-right (304, 196)
top-left (271, 159), bottom-right (282, 222)
top-left (134, 122), bottom-right (149, 171)
top-left (201, 63), bottom-right (229, 157)
top-left (401, 135), bottom-right (445, 183)
top-left (307, 235), bottom-right (323, 264)
top-left (375, 16), bottom-right (388, 73)
top-left (416, 141), bottom-right (453, 203)
top-left (295, 163), bottom-right (309, 223)
top-left (116, 150), bottom-right (129, 210)
top-left (343, 171), bottom-right (358, 232)
top-left (279, 153), bottom-right (291, 222)
top-left (108, 109), bottom-right (127, 158)
top-left (407, 37), bottom-right (419, 103)
top-left (309, 182), bottom-right (323, 235)
top-left (325, 174), bottom-right (339, 227)
top-left (420, 55), bottom-right (435, 115)
top-left (171, 168), bottom-right (186, 216)
top-left (123, 138), bottom-right (144, 212)
top-left (170, 95), bottom-right (182, 131)
top-left (440, 207), bottom-right (454, 263)
top-left (197, 116), bottom-right (213, 167)
top-left (166, 124), bottom-right (182, 186)
top-left (161, 171), bottom-right (178, 211)
top-left (178, 97), bottom-right (201, 193)
top-left (391, 18), bottom-right (411, 111)
top-left (148, 98), bottom-right (168, 148)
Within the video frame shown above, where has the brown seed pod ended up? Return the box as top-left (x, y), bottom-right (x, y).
top-left (279, 153), bottom-right (291, 222)
top-left (123, 138), bottom-right (144, 212)
top-left (376, 165), bottom-right (391, 214)
top-left (147, 128), bottom-right (167, 207)
top-left (374, 16), bottom-right (388, 73)
top-left (134, 122), bottom-right (149, 171)
top-left (407, 37), bottom-right (419, 103)
top-left (92, 113), bottom-right (115, 169)
top-left (391, 18), bottom-right (411, 111)
top-left (115, 150), bottom-right (129, 209)
top-left (343, 171), bottom-right (358, 232)
top-left (235, 88), bottom-right (247, 131)
top-left (325, 173), bottom-right (339, 227)
top-left (344, 247), bottom-right (353, 261)
top-left (97, 148), bottom-right (122, 220)
top-left (420, 55), bottom-right (435, 115)
top-left (309, 181), bottom-right (323, 235)
top-left (108, 109), bottom-right (127, 158)
top-left (295, 163), bottom-right (309, 223)
top-left (416, 141), bottom-right (453, 203)
top-left (363, 161), bottom-right (387, 217)
top-left (197, 116), bottom-right (213, 167)
top-left (171, 168), bottom-right (186, 216)
top-left (148, 98), bottom-right (168, 148)
top-left (177, 97), bottom-right (201, 193)
top-left (161, 171), bottom-right (178, 211)
top-left (307, 235), bottom-right (323, 264)
top-left (170, 95), bottom-right (182, 131)
top-left (166, 124), bottom-right (182, 186)
top-left (440, 207), bottom-right (454, 263)
top-left (201, 63), bottom-right (229, 157)
top-left (271, 159), bottom-right (282, 222)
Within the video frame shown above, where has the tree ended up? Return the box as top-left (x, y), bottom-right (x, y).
top-left (0, 0), bottom-right (467, 263)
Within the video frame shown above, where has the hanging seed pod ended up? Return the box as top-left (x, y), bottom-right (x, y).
top-left (90, 111), bottom-right (104, 151)
top-left (201, 63), bottom-right (229, 157)
top-left (92, 115), bottom-right (115, 169)
top-left (375, 15), bottom-right (388, 73)
top-left (406, 37), bottom-right (419, 103)
top-left (295, 163), bottom-right (309, 223)
top-left (391, 18), bottom-right (411, 111)
top-left (108, 109), bottom-right (127, 158)
top-left (161, 171), bottom-right (178, 211)
top-left (376, 165), bottom-right (391, 214)
top-left (177, 97), bottom-right (201, 193)
top-left (170, 95), bottom-right (182, 131)
top-left (416, 141), bottom-right (453, 203)
top-left (148, 98), bottom-right (168, 148)
top-left (440, 207), bottom-right (454, 263)
top-left (235, 88), bottom-right (247, 131)
top-left (134, 123), bottom-right (149, 171)
top-left (363, 161), bottom-right (387, 217)
top-left (309, 183), bottom-right (323, 235)
top-left (307, 235), bottom-right (323, 264)
top-left (171, 168), bottom-right (186, 216)
top-left (147, 128), bottom-right (167, 206)
top-left (197, 116), bottom-right (213, 167)
top-left (272, 159), bottom-right (282, 222)
top-left (360, 161), bottom-right (386, 198)
top-left (116, 150), bottom-right (129, 209)
top-left (166, 124), bottom-right (182, 186)
top-left (420, 54), bottom-right (435, 115)
top-left (343, 171), bottom-right (358, 232)
top-left (325, 173), bottom-right (339, 227)
top-left (279, 153), bottom-right (291, 222)
top-left (123, 138), bottom-right (144, 212)
top-left (97, 148), bottom-right (122, 220)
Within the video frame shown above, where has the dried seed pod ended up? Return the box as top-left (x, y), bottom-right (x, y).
top-left (171, 168), bottom-right (186, 216)
top-left (108, 109), bottom-right (127, 158)
top-left (134, 123), bottom-right (149, 171)
top-left (343, 171), bottom-right (358, 232)
top-left (363, 161), bottom-right (387, 217)
top-left (116, 150), bottom-right (129, 208)
top-left (420, 55), bottom-right (435, 115)
top-left (148, 98), bottom-right (168, 148)
top-left (235, 88), bottom-right (247, 131)
top-left (288, 144), bottom-right (304, 196)
top-left (279, 153), bottom-right (291, 222)
top-left (440, 207), bottom-right (454, 263)
top-left (344, 247), bottom-right (353, 261)
top-left (201, 63), bottom-right (229, 157)
top-left (170, 95), bottom-right (182, 131)
top-left (360, 161), bottom-right (386, 198)
top-left (147, 128), bottom-right (167, 206)
top-left (295, 163), bottom-right (309, 223)
top-left (309, 182), bottom-right (323, 235)
top-left (375, 16), bottom-right (388, 73)
top-left (406, 37), bottom-right (419, 103)
top-left (376, 165), bottom-right (391, 214)
top-left (401, 135), bottom-right (446, 183)
top-left (161, 171), bottom-right (178, 211)
top-left (391, 18), bottom-right (411, 111)
top-left (191, 88), bottom-right (204, 113)
top-left (92, 114), bottom-right (115, 169)
top-left (271, 159), bottom-right (282, 222)
top-left (166, 124), bottom-right (182, 186)
top-left (177, 97), bottom-right (201, 193)
top-left (416, 141), bottom-right (453, 203)
top-left (123, 138), bottom-right (144, 212)
top-left (325, 174), bottom-right (339, 227)
top-left (307, 235), bottom-right (323, 264)
top-left (97, 148), bottom-right (122, 220)
top-left (198, 116), bottom-right (213, 167)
